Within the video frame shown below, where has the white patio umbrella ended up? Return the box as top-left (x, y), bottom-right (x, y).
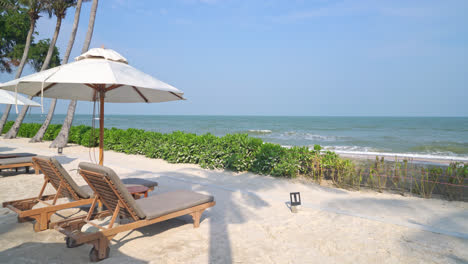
top-left (0, 89), bottom-right (40, 106)
top-left (0, 48), bottom-right (185, 165)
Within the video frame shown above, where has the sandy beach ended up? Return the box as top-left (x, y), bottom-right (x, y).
top-left (0, 138), bottom-right (467, 263)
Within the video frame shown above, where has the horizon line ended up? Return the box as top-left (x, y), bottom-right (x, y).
top-left (6, 113), bottom-right (468, 118)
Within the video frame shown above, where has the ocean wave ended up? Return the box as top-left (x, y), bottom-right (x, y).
top-left (247, 129), bottom-right (272, 134)
top-left (278, 144), bottom-right (468, 162)
top-left (304, 133), bottom-right (338, 141)
top-left (274, 132), bottom-right (339, 142)
top-left (324, 145), bottom-right (380, 152)
top-left (322, 146), bottom-right (468, 162)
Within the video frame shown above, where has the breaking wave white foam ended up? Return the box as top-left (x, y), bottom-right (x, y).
top-left (248, 129), bottom-right (272, 134)
top-left (323, 146), bottom-right (468, 162)
top-left (278, 132), bottom-right (339, 142)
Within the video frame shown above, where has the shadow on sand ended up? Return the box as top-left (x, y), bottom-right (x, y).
top-left (52, 155), bottom-right (77, 165)
top-left (0, 147), bottom-right (15, 152)
top-left (0, 241), bottom-right (148, 263)
top-left (0, 215), bottom-right (196, 263)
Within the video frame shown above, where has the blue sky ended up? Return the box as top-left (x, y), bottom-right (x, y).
top-left (1, 0), bottom-right (467, 116)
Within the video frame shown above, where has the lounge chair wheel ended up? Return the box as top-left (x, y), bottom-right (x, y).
top-left (65, 236), bottom-right (83, 248)
top-left (89, 246), bottom-right (110, 262)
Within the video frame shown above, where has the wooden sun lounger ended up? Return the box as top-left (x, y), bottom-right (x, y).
top-left (2, 157), bottom-right (94, 232)
top-left (0, 152), bottom-right (36, 159)
top-left (55, 162), bottom-right (215, 262)
top-left (2, 157), bottom-right (159, 233)
top-left (0, 156), bottom-right (40, 174)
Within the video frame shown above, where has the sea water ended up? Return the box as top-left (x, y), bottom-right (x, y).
top-left (6, 114), bottom-right (468, 161)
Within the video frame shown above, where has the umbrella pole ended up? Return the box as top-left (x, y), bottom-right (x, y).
top-left (99, 90), bottom-right (104, 165)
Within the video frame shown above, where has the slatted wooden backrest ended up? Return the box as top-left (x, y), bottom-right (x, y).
top-left (79, 168), bottom-right (139, 220)
top-left (32, 157), bottom-right (80, 201)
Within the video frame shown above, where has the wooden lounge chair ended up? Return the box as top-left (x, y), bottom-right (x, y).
top-left (55, 162), bottom-right (215, 262)
top-left (2, 156), bottom-right (94, 232)
top-left (0, 152), bottom-right (36, 159)
top-left (3, 157), bottom-right (159, 233)
top-left (0, 156), bottom-right (40, 174)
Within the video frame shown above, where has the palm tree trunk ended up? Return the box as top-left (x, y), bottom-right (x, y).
top-left (3, 18), bottom-right (37, 139)
top-left (29, 98), bottom-right (57, 142)
top-left (15, 16), bottom-right (36, 78)
top-left (81, 0), bottom-right (98, 53)
top-left (30, 16), bottom-right (63, 142)
top-left (41, 18), bottom-right (62, 71)
top-left (50, 99), bottom-right (76, 147)
top-left (0, 105), bottom-right (12, 135)
top-left (50, 0), bottom-right (98, 148)
top-left (63, 0), bottom-right (83, 64)
top-left (0, 18), bottom-right (36, 135)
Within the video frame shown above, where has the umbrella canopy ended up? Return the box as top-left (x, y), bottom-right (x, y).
top-left (0, 48), bottom-right (184, 102)
top-left (0, 48), bottom-right (185, 164)
top-left (0, 90), bottom-right (40, 106)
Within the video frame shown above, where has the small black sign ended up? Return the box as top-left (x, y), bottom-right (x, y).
top-left (290, 192), bottom-right (301, 206)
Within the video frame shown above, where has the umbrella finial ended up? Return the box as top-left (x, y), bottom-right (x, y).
top-left (75, 48), bottom-right (128, 64)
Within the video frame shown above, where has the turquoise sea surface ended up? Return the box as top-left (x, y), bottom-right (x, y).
top-left (6, 114), bottom-right (468, 161)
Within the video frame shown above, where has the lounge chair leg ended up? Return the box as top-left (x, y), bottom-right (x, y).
top-left (33, 218), bottom-right (43, 232)
top-left (190, 210), bottom-right (203, 228)
top-left (32, 212), bottom-right (52, 232)
top-left (89, 238), bottom-right (110, 262)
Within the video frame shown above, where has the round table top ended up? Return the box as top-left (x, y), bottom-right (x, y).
top-left (126, 185), bottom-right (149, 194)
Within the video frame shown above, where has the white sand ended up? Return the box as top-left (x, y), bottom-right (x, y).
top-left (0, 138), bottom-right (467, 264)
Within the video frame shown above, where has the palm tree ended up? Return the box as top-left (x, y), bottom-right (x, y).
top-left (30, 0), bottom-right (78, 142)
top-left (0, 0), bottom-right (44, 135)
top-left (50, 0), bottom-right (97, 148)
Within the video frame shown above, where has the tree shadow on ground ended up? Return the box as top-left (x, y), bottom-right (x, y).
top-left (0, 242), bottom-right (148, 263)
top-left (52, 155), bottom-right (77, 165)
top-left (0, 213), bottom-right (189, 262)
top-left (0, 147), bottom-right (15, 152)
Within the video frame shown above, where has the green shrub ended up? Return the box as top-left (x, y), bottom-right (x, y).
top-left (80, 128), bottom-right (100, 147)
top-left (2, 121), bottom-right (14, 133)
top-left (69, 125), bottom-right (91, 144)
top-left (17, 123), bottom-right (41, 137)
top-left (43, 124), bottom-right (62, 141)
top-left (251, 143), bottom-right (285, 175)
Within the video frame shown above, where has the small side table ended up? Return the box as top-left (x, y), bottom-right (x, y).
top-left (126, 185), bottom-right (149, 199)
